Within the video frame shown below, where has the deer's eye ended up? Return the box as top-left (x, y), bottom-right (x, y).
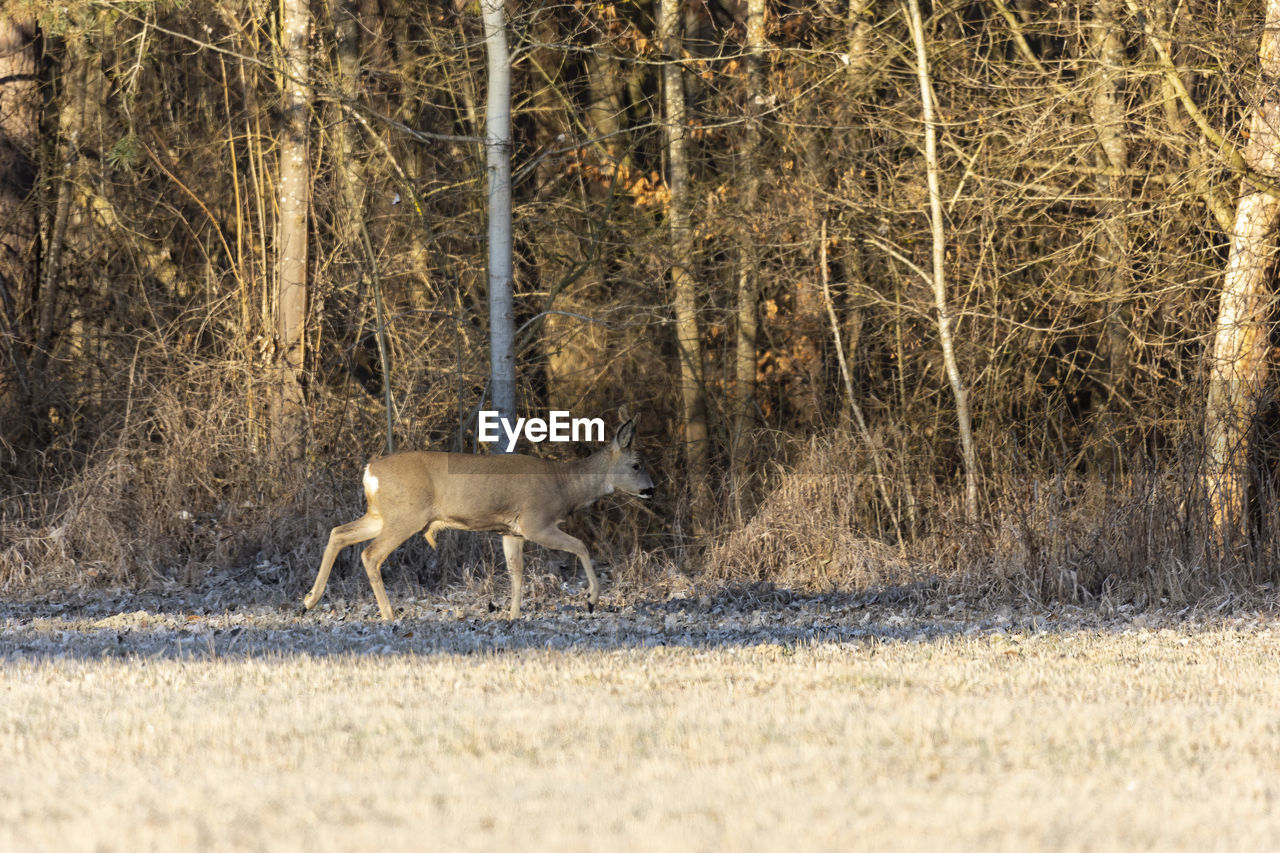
top-left (632, 463), bottom-right (640, 470)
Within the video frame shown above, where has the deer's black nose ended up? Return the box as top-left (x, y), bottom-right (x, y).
top-left (639, 486), bottom-right (655, 499)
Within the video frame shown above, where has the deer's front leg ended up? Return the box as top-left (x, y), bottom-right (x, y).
top-left (523, 526), bottom-right (597, 613)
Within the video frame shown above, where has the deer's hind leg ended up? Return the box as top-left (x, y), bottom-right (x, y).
top-left (304, 513), bottom-right (384, 612)
top-left (359, 513), bottom-right (430, 621)
top-left (503, 535), bottom-right (526, 619)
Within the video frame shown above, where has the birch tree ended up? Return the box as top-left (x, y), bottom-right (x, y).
top-left (483, 0), bottom-right (516, 441)
top-left (1203, 0), bottom-right (1280, 540)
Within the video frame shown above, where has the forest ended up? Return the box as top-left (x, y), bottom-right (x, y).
top-left (3, 0), bottom-right (1280, 609)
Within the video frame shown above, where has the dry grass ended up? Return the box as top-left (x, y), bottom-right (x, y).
top-left (3, 611), bottom-right (1280, 851)
top-left (706, 434), bottom-right (915, 592)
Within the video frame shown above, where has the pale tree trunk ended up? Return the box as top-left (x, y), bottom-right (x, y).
top-left (660, 0), bottom-right (711, 529)
top-left (846, 0), bottom-right (876, 84)
top-left (0, 13), bottom-right (39, 432)
top-left (1204, 0), bottom-right (1280, 541)
top-left (731, 0), bottom-right (765, 507)
top-left (482, 0), bottom-right (516, 437)
top-left (273, 0), bottom-right (310, 460)
top-left (906, 0), bottom-right (979, 522)
top-left (1091, 0), bottom-right (1130, 419)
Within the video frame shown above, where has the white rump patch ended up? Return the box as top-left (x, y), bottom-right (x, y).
top-left (363, 466), bottom-right (379, 496)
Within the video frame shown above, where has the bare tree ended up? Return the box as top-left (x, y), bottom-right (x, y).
top-left (326, 0), bottom-right (396, 453)
top-left (1203, 0), bottom-right (1280, 540)
top-left (1091, 0), bottom-right (1131, 419)
top-left (483, 0), bottom-right (516, 439)
top-left (329, 0), bottom-right (363, 229)
top-left (732, 0), bottom-right (766, 505)
top-left (846, 0), bottom-right (876, 83)
top-left (273, 0), bottom-right (311, 459)
top-left (660, 0), bottom-right (711, 526)
top-left (905, 0), bottom-right (979, 522)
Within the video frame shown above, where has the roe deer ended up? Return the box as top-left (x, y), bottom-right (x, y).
top-left (302, 419), bottom-right (654, 619)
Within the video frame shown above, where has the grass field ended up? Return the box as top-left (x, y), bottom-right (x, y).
top-left (2, 596), bottom-right (1279, 851)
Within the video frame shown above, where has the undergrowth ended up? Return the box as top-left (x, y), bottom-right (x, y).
top-left (6, 391), bottom-right (1278, 614)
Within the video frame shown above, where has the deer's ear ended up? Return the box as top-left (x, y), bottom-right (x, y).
top-left (614, 419), bottom-right (636, 450)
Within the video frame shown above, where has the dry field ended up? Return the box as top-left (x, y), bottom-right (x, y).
top-left (2, 590), bottom-right (1280, 852)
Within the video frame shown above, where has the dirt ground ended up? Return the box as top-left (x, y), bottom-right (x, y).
top-left (2, 584), bottom-right (1279, 851)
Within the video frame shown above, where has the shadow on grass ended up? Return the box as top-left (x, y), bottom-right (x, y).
top-left (0, 579), bottom-right (1134, 663)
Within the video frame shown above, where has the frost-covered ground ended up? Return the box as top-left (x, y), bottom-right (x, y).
top-left (4, 584), bottom-right (1280, 851)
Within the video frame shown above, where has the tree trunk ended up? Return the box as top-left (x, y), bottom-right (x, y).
top-left (585, 45), bottom-right (626, 168)
top-left (1091, 0), bottom-right (1130, 421)
top-left (482, 0), bottom-right (516, 437)
top-left (846, 0), bottom-right (876, 84)
top-left (0, 13), bottom-right (39, 434)
top-left (330, 0), bottom-right (365, 259)
top-left (660, 0), bottom-right (711, 529)
top-left (328, 0), bottom-right (394, 453)
top-left (1204, 0), bottom-right (1280, 541)
top-left (906, 0), bottom-right (979, 522)
top-left (273, 0), bottom-right (311, 460)
top-left (731, 0), bottom-right (765, 507)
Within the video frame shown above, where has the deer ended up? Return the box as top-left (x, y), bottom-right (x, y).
top-left (302, 419), bottom-right (654, 620)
